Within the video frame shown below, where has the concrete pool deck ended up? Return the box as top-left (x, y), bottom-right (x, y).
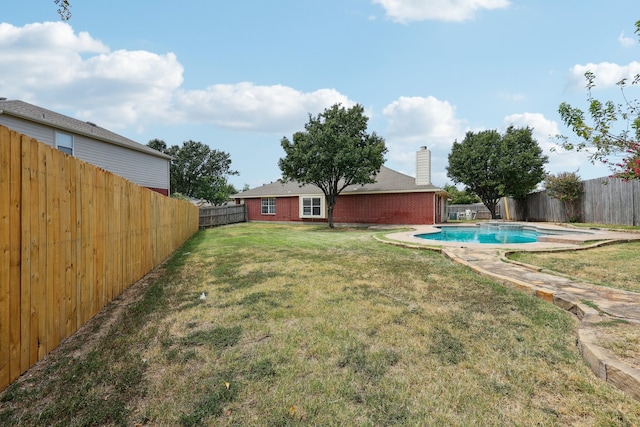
top-left (378, 222), bottom-right (640, 400)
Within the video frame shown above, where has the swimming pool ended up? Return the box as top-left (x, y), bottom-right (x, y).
top-left (416, 224), bottom-right (552, 244)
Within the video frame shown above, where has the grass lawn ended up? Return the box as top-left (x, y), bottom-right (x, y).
top-left (508, 241), bottom-right (640, 294)
top-left (1, 223), bottom-right (639, 426)
top-left (508, 240), bottom-right (640, 373)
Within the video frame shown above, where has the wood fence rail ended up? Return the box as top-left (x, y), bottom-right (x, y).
top-left (199, 204), bottom-right (247, 228)
top-left (0, 126), bottom-right (199, 392)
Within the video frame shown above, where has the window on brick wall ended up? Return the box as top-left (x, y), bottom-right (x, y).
top-left (300, 196), bottom-right (325, 218)
top-left (261, 197), bottom-right (276, 214)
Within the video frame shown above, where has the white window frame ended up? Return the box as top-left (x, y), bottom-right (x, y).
top-left (55, 131), bottom-right (74, 155)
top-left (299, 195), bottom-right (325, 219)
top-left (261, 197), bottom-right (276, 215)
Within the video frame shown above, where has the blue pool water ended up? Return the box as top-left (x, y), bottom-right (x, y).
top-left (416, 225), bottom-right (545, 244)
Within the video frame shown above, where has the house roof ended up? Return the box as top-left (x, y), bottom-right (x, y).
top-left (0, 99), bottom-right (171, 160)
top-left (234, 166), bottom-right (445, 198)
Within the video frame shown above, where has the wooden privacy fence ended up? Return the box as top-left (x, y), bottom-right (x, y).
top-left (0, 126), bottom-right (199, 392)
top-left (504, 176), bottom-right (640, 225)
top-left (199, 204), bottom-right (247, 228)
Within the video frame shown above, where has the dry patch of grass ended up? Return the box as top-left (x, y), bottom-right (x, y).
top-left (1, 223), bottom-right (640, 426)
top-left (508, 241), bottom-right (640, 293)
top-left (509, 242), bottom-right (640, 378)
top-left (592, 320), bottom-right (640, 371)
top-left (569, 223), bottom-right (640, 232)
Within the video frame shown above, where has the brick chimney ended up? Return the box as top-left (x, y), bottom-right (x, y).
top-left (415, 146), bottom-right (431, 185)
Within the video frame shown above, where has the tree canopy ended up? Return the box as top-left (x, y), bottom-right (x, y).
top-left (446, 126), bottom-right (548, 218)
top-left (148, 139), bottom-right (238, 205)
top-left (443, 184), bottom-right (481, 205)
top-left (278, 103), bottom-right (387, 228)
top-left (557, 20), bottom-right (640, 179)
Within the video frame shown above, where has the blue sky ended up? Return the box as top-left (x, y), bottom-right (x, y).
top-left (3, 1), bottom-right (640, 190)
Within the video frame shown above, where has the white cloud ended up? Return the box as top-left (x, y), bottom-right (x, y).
top-left (503, 112), bottom-right (593, 175)
top-left (174, 83), bottom-right (354, 132)
top-left (372, 0), bottom-right (510, 23)
top-left (503, 112), bottom-right (559, 148)
top-left (0, 21), bottom-right (108, 53)
top-left (0, 21), bottom-right (354, 134)
top-left (383, 96), bottom-right (465, 141)
top-left (568, 61), bottom-right (640, 90)
top-left (382, 96), bottom-right (466, 183)
top-left (618, 32), bottom-right (636, 48)
top-left (0, 22), bottom-right (184, 129)
top-left (0, 21), bottom-right (109, 93)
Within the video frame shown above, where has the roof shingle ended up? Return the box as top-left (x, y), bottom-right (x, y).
top-left (0, 99), bottom-right (171, 160)
top-left (234, 166), bottom-right (443, 198)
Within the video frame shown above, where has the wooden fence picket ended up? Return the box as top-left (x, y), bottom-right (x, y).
top-left (0, 126), bottom-right (199, 392)
top-left (199, 204), bottom-right (247, 228)
top-left (0, 126), bottom-right (10, 388)
top-left (504, 177), bottom-right (640, 225)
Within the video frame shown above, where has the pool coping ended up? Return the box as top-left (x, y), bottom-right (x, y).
top-left (383, 221), bottom-right (637, 250)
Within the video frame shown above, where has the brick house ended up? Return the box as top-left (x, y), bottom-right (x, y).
top-left (233, 147), bottom-right (448, 225)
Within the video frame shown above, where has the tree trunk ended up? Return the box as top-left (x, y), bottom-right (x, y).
top-left (328, 204), bottom-right (335, 228)
top-left (326, 194), bottom-right (337, 228)
top-left (481, 200), bottom-right (498, 219)
top-left (564, 200), bottom-right (580, 222)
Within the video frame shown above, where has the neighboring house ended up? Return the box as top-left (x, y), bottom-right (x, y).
top-left (233, 147), bottom-right (449, 225)
top-left (0, 98), bottom-right (171, 195)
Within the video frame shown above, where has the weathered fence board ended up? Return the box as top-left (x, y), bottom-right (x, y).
top-left (0, 125), bottom-right (200, 393)
top-left (505, 176), bottom-right (640, 225)
top-left (199, 204), bottom-right (247, 228)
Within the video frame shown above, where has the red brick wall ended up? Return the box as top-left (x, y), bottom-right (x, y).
top-left (333, 193), bottom-right (436, 224)
top-left (245, 197), bottom-right (308, 222)
top-left (147, 187), bottom-right (169, 196)
top-left (244, 192), bottom-right (439, 225)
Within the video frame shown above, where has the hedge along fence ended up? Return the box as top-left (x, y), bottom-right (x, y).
top-left (0, 126), bottom-right (199, 392)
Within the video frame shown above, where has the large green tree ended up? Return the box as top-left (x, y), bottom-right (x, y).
top-left (557, 20), bottom-right (640, 179)
top-left (148, 139), bottom-right (238, 205)
top-left (446, 126), bottom-right (548, 219)
top-left (443, 184), bottom-right (481, 204)
top-left (278, 103), bottom-right (387, 228)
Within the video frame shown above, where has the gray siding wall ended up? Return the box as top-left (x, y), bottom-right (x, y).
top-left (0, 115), bottom-right (169, 191)
top-left (0, 115), bottom-right (55, 146)
top-left (75, 135), bottom-right (169, 190)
